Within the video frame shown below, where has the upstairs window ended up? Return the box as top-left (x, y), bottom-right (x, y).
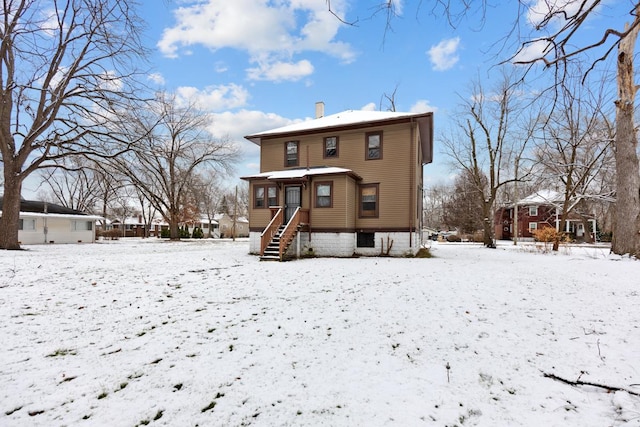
top-left (285, 141), bottom-right (299, 167)
top-left (315, 182), bottom-right (332, 208)
top-left (529, 206), bottom-right (538, 217)
top-left (366, 131), bottom-right (382, 160)
top-left (359, 184), bottom-right (379, 218)
top-left (324, 136), bottom-right (339, 158)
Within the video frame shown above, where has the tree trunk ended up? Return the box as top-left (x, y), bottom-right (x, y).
top-left (169, 215), bottom-right (180, 240)
top-left (612, 21), bottom-right (640, 257)
top-left (0, 169), bottom-right (23, 250)
top-left (482, 202), bottom-right (494, 247)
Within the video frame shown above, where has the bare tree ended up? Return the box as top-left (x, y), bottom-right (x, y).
top-left (423, 182), bottom-right (452, 230)
top-left (0, 0), bottom-right (147, 249)
top-left (37, 157), bottom-right (103, 213)
top-left (533, 69), bottom-right (615, 249)
top-left (442, 70), bottom-right (536, 247)
top-left (443, 170), bottom-right (486, 234)
top-left (190, 172), bottom-right (222, 238)
top-left (111, 93), bottom-right (239, 240)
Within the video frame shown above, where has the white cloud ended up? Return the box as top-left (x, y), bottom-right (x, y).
top-left (246, 60), bottom-right (314, 82)
top-left (175, 84), bottom-right (250, 111)
top-left (360, 102), bottom-right (377, 111)
top-left (409, 100), bottom-right (437, 113)
top-left (147, 73), bottom-right (166, 86)
top-left (427, 37), bottom-right (461, 71)
top-left (511, 39), bottom-right (552, 63)
top-left (526, 0), bottom-right (599, 28)
top-left (157, 0), bottom-right (354, 81)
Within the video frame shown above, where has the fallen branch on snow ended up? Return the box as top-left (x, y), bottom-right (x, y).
top-left (543, 372), bottom-right (640, 397)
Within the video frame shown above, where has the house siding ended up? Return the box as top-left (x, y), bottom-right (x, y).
top-left (17, 216), bottom-right (95, 245)
top-left (259, 123), bottom-right (417, 231)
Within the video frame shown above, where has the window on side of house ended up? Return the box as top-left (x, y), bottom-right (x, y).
top-left (254, 186), bottom-right (265, 208)
top-left (72, 221), bottom-right (93, 231)
top-left (254, 185), bottom-right (277, 208)
top-left (315, 182), bottom-right (332, 208)
top-left (324, 136), bottom-right (338, 158)
top-left (529, 222), bottom-right (538, 232)
top-left (365, 131), bottom-right (382, 160)
top-left (357, 232), bottom-right (375, 247)
top-left (359, 184), bottom-right (379, 218)
top-left (529, 206), bottom-right (538, 216)
top-left (18, 218), bottom-right (36, 231)
top-left (285, 140), bottom-right (299, 167)
top-left (267, 186), bottom-right (278, 207)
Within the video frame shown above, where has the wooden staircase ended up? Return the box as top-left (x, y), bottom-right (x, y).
top-left (259, 207), bottom-right (309, 261)
top-left (260, 225), bottom-right (287, 261)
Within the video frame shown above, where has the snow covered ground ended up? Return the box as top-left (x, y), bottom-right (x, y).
top-left (0, 238), bottom-right (638, 426)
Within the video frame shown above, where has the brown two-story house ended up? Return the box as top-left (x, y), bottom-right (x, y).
top-left (241, 104), bottom-right (433, 259)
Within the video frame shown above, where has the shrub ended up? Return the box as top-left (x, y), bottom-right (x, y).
top-left (532, 227), bottom-right (570, 252)
top-left (160, 229), bottom-right (170, 238)
top-left (180, 225), bottom-right (190, 238)
top-left (446, 234), bottom-right (462, 242)
top-left (598, 231), bottom-right (612, 242)
top-left (100, 229), bottom-right (121, 240)
top-left (192, 227), bottom-right (204, 239)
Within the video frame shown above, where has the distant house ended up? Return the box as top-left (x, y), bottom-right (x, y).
top-left (111, 216), bottom-right (169, 238)
top-left (184, 216), bottom-right (219, 238)
top-left (0, 197), bottom-right (101, 244)
top-left (494, 190), bottom-right (597, 241)
top-left (241, 105), bottom-right (433, 259)
top-left (214, 213), bottom-right (249, 238)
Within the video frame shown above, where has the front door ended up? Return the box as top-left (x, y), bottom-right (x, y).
top-left (284, 185), bottom-right (301, 223)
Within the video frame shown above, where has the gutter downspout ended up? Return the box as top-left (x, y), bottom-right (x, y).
top-left (43, 202), bottom-right (48, 244)
top-left (409, 120), bottom-right (415, 248)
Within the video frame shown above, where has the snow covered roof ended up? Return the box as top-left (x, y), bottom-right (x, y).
top-left (245, 110), bottom-right (433, 144)
top-left (15, 212), bottom-right (104, 221)
top-left (518, 190), bottom-right (563, 205)
top-left (241, 166), bottom-right (361, 181)
top-left (213, 213), bottom-right (249, 223)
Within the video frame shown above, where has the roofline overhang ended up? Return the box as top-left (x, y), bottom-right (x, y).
top-left (244, 112), bottom-right (434, 147)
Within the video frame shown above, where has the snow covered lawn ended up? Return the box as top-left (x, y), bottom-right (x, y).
top-left (1, 239), bottom-right (638, 426)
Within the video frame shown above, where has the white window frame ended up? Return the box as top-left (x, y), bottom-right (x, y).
top-left (529, 206), bottom-right (538, 216)
top-left (19, 218), bottom-right (36, 231)
top-left (72, 220), bottom-right (93, 231)
top-left (528, 222), bottom-right (538, 232)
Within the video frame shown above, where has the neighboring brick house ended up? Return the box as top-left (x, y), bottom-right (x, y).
top-left (494, 190), bottom-right (597, 241)
top-left (241, 105), bottom-right (433, 259)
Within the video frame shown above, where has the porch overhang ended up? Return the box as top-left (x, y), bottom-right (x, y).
top-left (241, 166), bottom-right (362, 182)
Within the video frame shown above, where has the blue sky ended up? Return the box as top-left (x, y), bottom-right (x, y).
top-left (19, 0), bottom-right (628, 197)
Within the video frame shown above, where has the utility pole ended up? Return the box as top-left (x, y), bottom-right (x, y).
top-left (232, 185), bottom-right (237, 241)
